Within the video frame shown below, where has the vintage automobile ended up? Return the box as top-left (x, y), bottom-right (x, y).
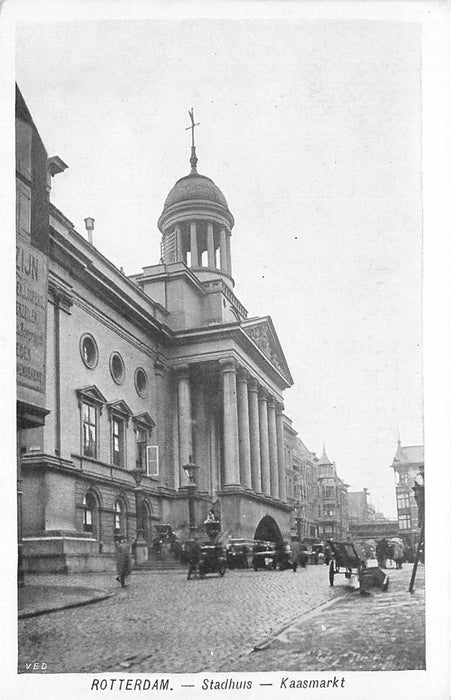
top-left (199, 542), bottom-right (227, 578)
top-left (252, 540), bottom-right (278, 571)
top-left (226, 542), bottom-right (249, 569)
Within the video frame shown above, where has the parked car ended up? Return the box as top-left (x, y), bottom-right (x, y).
top-left (199, 542), bottom-right (227, 578)
top-left (226, 543), bottom-right (249, 569)
top-left (252, 541), bottom-right (278, 571)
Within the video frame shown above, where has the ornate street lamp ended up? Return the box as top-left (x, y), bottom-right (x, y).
top-left (183, 456), bottom-right (199, 538)
top-left (130, 462), bottom-right (148, 564)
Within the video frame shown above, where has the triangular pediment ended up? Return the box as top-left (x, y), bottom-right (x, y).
top-left (132, 412), bottom-right (156, 428)
top-left (76, 385), bottom-right (107, 405)
top-left (106, 399), bottom-right (133, 420)
top-left (242, 317), bottom-right (293, 385)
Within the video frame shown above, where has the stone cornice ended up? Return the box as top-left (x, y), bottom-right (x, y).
top-left (216, 487), bottom-right (293, 512)
top-left (49, 218), bottom-right (172, 341)
top-left (172, 325), bottom-right (292, 390)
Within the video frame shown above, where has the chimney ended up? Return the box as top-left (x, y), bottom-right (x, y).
top-left (84, 217), bottom-right (95, 245)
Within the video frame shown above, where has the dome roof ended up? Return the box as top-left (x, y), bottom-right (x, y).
top-left (163, 172), bottom-right (230, 211)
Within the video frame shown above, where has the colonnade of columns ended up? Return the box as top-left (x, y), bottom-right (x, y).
top-left (175, 359), bottom-right (287, 501)
top-left (171, 221), bottom-right (232, 276)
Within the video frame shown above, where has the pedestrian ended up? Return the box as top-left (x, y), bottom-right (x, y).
top-left (291, 539), bottom-right (301, 572)
top-left (376, 538), bottom-right (388, 569)
top-left (393, 540), bottom-right (404, 569)
top-left (324, 539), bottom-right (333, 566)
top-left (186, 537), bottom-right (201, 580)
top-left (115, 537), bottom-right (133, 587)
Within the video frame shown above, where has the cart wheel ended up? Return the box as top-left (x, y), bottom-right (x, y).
top-left (218, 565), bottom-right (226, 576)
top-left (329, 561), bottom-right (335, 586)
top-left (272, 560), bottom-right (277, 570)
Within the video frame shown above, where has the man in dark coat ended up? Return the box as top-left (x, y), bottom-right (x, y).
top-left (115, 538), bottom-right (133, 587)
top-left (186, 538), bottom-right (201, 580)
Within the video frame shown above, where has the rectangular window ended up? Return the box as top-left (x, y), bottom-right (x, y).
top-left (146, 446), bottom-right (159, 477)
top-left (397, 493), bottom-right (410, 510)
top-left (82, 403), bottom-right (97, 458)
top-left (16, 180), bottom-right (31, 237)
top-left (136, 426), bottom-right (148, 470)
top-left (398, 514), bottom-right (412, 530)
top-left (16, 118), bottom-right (32, 179)
top-left (399, 472), bottom-right (409, 486)
top-left (83, 508), bottom-right (93, 532)
top-left (112, 416), bottom-right (125, 467)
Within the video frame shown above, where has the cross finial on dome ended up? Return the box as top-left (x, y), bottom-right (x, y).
top-left (185, 108), bottom-right (200, 174)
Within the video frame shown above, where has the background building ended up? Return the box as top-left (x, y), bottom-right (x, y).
top-left (315, 447), bottom-right (350, 541)
top-left (348, 488), bottom-right (376, 524)
top-left (391, 440), bottom-right (424, 548)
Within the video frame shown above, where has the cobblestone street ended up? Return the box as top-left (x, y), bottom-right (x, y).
top-left (19, 565), bottom-right (348, 673)
top-left (18, 563), bottom-right (424, 674)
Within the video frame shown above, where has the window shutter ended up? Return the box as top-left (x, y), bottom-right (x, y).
top-left (146, 446), bottom-right (159, 477)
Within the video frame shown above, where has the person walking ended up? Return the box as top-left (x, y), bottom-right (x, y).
top-left (186, 537), bottom-right (201, 580)
top-left (115, 537), bottom-right (133, 587)
top-left (393, 540), bottom-right (404, 569)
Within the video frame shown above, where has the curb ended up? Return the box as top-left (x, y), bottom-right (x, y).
top-left (253, 589), bottom-right (355, 652)
top-left (19, 591), bottom-right (112, 619)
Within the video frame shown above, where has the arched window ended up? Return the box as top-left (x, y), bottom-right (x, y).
top-left (83, 491), bottom-right (99, 537)
top-left (114, 498), bottom-right (127, 539)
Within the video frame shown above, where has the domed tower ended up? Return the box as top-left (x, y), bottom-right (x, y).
top-left (157, 113), bottom-right (235, 289)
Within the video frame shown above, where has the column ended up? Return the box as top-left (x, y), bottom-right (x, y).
top-left (237, 368), bottom-right (252, 489)
top-left (258, 389), bottom-right (271, 495)
top-left (226, 230), bottom-right (232, 276)
top-left (176, 365), bottom-right (192, 487)
top-left (190, 221), bottom-right (199, 267)
top-left (219, 227), bottom-right (227, 273)
top-left (267, 396), bottom-right (279, 499)
top-left (207, 222), bottom-right (215, 269)
top-left (276, 402), bottom-right (287, 502)
top-left (220, 357), bottom-right (240, 486)
top-left (154, 359), bottom-right (167, 479)
top-left (175, 224), bottom-right (183, 262)
top-left (248, 378), bottom-right (262, 493)
top-left (192, 373), bottom-right (208, 493)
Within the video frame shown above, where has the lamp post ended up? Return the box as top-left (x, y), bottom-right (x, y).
top-left (183, 456), bottom-right (199, 538)
top-left (130, 463), bottom-right (148, 565)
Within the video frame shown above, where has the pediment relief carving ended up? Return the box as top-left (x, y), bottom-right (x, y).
top-left (244, 321), bottom-right (285, 375)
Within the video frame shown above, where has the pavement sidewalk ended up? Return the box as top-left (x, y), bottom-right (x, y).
top-left (242, 563), bottom-right (426, 672)
top-left (18, 584), bottom-right (112, 619)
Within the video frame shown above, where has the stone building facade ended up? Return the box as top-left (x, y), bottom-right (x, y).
top-left (315, 447), bottom-right (350, 541)
top-left (391, 440), bottom-right (424, 548)
top-left (18, 93), bottom-right (298, 572)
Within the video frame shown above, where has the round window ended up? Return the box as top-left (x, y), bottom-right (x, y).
top-left (110, 352), bottom-right (125, 384)
top-left (80, 334), bottom-right (98, 369)
top-left (135, 367), bottom-right (148, 398)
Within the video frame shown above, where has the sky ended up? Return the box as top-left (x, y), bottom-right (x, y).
top-left (14, 8), bottom-right (425, 518)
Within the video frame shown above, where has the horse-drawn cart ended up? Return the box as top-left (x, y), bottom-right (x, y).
top-left (328, 541), bottom-right (364, 587)
top-left (328, 540), bottom-right (389, 592)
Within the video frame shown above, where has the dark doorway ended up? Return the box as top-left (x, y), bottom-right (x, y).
top-left (254, 515), bottom-right (283, 544)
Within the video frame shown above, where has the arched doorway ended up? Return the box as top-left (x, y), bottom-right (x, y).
top-left (254, 515), bottom-right (283, 545)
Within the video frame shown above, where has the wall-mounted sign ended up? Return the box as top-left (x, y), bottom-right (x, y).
top-left (16, 237), bottom-right (48, 394)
